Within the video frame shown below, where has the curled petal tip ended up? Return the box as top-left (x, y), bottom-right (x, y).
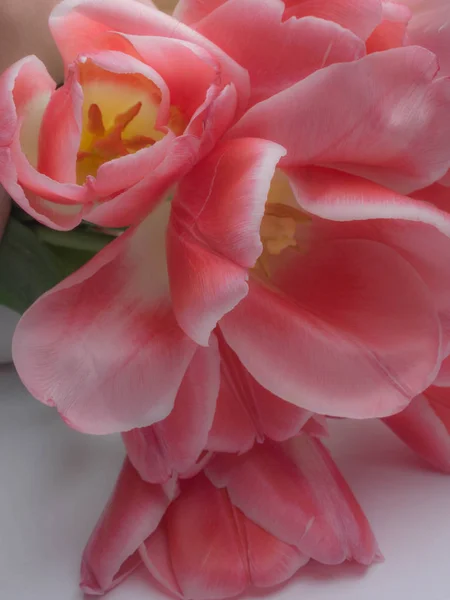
top-left (374, 549), bottom-right (385, 563)
top-left (80, 560), bottom-right (103, 596)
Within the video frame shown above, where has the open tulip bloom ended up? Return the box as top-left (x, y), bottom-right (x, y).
top-left (3, 0), bottom-right (450, 597)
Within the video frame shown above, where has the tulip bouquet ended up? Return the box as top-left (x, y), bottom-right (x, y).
top-left (1, 0), bottom-right (450, 597)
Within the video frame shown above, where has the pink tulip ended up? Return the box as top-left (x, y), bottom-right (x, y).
top-left (10, 0), bottom-right (450, 434)
top-left (0, 10), bottom-right (240, 229)
top-left (0, 0), bottom-right (367, 230)
top-left (13, 130), bottom-right (450, 434)
top-left (81, 434), bottom-right (380, 598)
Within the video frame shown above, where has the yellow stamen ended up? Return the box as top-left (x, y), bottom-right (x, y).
top-left (87, 103), bottom-right (105, 137)
top-left (124, 135), bottom-right (157, 151)
top-left (77, 102), bottom-right (156, 177)
top-left (114, 101), bottom-right (143, 130)
top-left (255, 201), bottom-right (311, 278)
top-left (260, 202), bottom-right (308, 256)
top-left (75, 61), bottom-right (189, 184)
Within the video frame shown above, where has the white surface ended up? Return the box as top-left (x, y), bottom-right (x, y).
top-left (1, 366), bottom-right (450, 600)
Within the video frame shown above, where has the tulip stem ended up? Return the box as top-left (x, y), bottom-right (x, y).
top-left (31, 225), bottom-right (114, 252)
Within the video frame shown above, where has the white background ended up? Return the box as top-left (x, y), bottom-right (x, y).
top-left (1, 362), bottom-right (450, 600)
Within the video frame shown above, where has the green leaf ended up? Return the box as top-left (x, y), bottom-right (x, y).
top-left (0, 217), bottom-right (64, 314)
top-left (32, 224), bottom-right (114, 252)
top-left (46, 245), bottom-right (97, 278)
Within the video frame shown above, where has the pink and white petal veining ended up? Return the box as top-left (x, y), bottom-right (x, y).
top-left (206, 435), bottom-right (379, 565)
top-left (117, 33), bottom-right (221, 119)
top-left (207, 332), bottom-right (310, 453)
top-left (49, 0), bottom-right (250, 113)
top-left (13, 202), bottom-right (197, 434)
top-left (0, 56), bottom-right (88, 228)
top-left (404, 0), bottom-right (450, 77)
top-left (123, 337), bottom-right (220, 483)
top-left (140, 523), bottom-right (183, 599)
top-left (173, 0), bottom-right (228, 25)
top-left (36, 68), bottom-right (83, 184)
top-left (236, 511), bottom-right (310, 587)
top-left (289, 165), bottom-right (450, 347)
top-left (81, 459), bottom-right (173, 595)
top-left (87, 134), bottom-right (201, 228)
top-left (229, 47), bottom-right (450, 194)
top-left (194, 0), bottom-right (365, 105)
top-left (221, 239), bottom-right (440, 418)
top-left (283, 0), bottom-right (383, 40)
top-left (168, 138), bottom-right (286, 345)
top-left (166, 474), bottom-right (249, 600)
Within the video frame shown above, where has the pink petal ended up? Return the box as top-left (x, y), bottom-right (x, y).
top-left (185, 83), bottom-right (238, 161)
top-left (303, 416), bottom-right (330, 438)
top-left (0, 56), bottom-right (54, 144)
top-left (88, 134), bottom-right (201, 228)
top-left (80, 459), bottom-right (172, 595)
top-left (405, 0), bottom-right (450, 77)
top-left (36, 68), bottom-right (82, 185)
top-left (0, 56), bottom-right (87, 229)
top-left (117, 34), bottom-right (221, 119)
top-left (173, 0), bottom-right (228, 25)
top-left (290, 166), bottom-right (450, 348)
top-left (366, 1), bottom-right (411, 52)
top-left (123, 338), bottom-right (220, 483)
top-left (0, 146), bottom-right (86, 230)
top-left (229, 46), bottom-right (450, 194)
top-left (50, 0), bottom-right (250, 113)
top-left (236, 510), bottom-right (310, 588)
top-left (383, 386), bottom-right (450, 473)
top-left (166, 474), bottom-right (249, 600)
top-left (206, 359), bottom-right (257, 454)
top-left (221, 239), bottom-right (440, 418)
top-left (434, 355), bottom-right (450, 386)
top-left (168, 138), bottom-right (286, 346)
top-left (304, 190), bottom-right (450, 346)
top-left (287, 166), bottom-right (450, 232)
top-left (207, 332), bottom-right (310, 453)
top-left (283, 436), bottom-right (381, 565)
top-left (13, 202), bottom-right (197, 434)
top-left (283, 0), bottom-right (382, 40)
top-left (144, 473), bottom-right (310, 595)
top-left (206, 436), bottom-right (380, 565)
top-left (194, 0), bottom-right (365, 105)
top-left (140, 522), bottom-right (183, 599)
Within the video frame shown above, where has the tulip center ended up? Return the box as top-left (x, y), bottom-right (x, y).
top-left (76, 101), bottom-right (157, 180)
top-left (260, 203), bottom-right (300, 256)
top-left (256, 171), bottom-right (311, 277)
top-left (76, 60), bottom-right (187, 184)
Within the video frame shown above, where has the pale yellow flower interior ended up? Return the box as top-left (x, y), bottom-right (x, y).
top-left (257, 170), bottom-right (311, 277)
top-left (76, 60), bottom-right (186, 185)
